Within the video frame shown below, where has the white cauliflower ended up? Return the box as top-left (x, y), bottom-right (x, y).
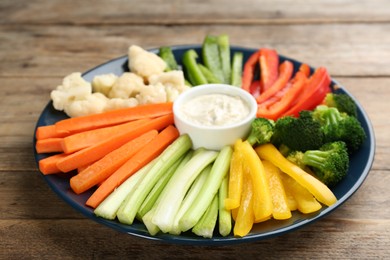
top-left (92, 73), bottom-right (118, 96)
top-left (128, 45), bottom-right (166, 80)
top-left (136, 83), bottom-right (167, 105)
top-left (63, 92), bottom-right (108, 118)
top-left (104, 97), bottom-right (139, 111)
top-left (50, 72), bottom-right (92, 111)
top-left (148, 70), bottom-right (189, 101)
top-left (108, 72), bottom-right (144, 99)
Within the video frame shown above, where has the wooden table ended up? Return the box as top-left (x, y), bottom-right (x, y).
top-left (1, 0), bottom-right (389, 258)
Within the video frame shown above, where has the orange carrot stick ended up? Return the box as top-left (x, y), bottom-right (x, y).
top-left (70, 129), bottom-right (158, 194)
top-left (61, 118), bottom-right (150, 154)
top-left (85, 124), bottom-right (179, 209)
top-left (55, 102), bottom-right (173, 135)
top-left (35, 138), bottom-right (64, 154)
top-left (56, 114), bottom-right (174, 173)
top-left (36, 125), bottom-right (69, 140)
top-left (38, 153), bottom-right (69, 175)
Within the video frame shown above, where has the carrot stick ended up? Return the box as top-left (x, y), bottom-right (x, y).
top-left (62, 118), bottom-right (151, 154)
top-left (36, 125), bottom-right (69, 140)
top-left (35, 138), bottom-right (64, 154)
top-left (70, 129), bottom-right (158, 194)
top-left (85, 124), bottom-right (179, 209)
top-left (55, 102), bottom-right (173, 135)
top-left (39, 153), bottom-right (69, 175)
top-left (56, 114), bottom-right (174, 173)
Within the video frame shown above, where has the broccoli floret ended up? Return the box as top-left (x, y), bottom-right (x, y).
top-left (287, 141), bottom-right (349, 187)
top-left (312, 105), bottom-right (366, 153)
top-left (271, 110), bottom-right (324, 152)
top-left (324, 93), bottom-right (358, 118)
top-left (246, 117), bottom-right (275, 146)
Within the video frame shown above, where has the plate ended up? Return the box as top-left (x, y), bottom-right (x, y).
top-left (33, 45), bottom-right (375, 245)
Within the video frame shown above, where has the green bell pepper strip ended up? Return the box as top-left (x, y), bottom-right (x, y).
top-left (159, 46), bottom-right (179, 71)
top-left (182, 49), bottom-right (208, 86)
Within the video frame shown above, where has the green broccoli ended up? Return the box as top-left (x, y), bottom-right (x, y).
top-left (323, 93), bottom-right (358, 118)
top-left (312, 105), bottom-right (366, 153)
top-left (246, 117), bottom-right (275, 146)
top-left (287, 141), bottom-right (349, 187)
top-left (271, 110), bottom-right (324, 152)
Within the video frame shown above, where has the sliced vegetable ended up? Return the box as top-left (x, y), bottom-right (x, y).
top-left (38, 153), bottom-right (68, 175)
top-left (35, 124), bottom-right (68, 140)
top-left (218, 175), bottom-right (232, 237)
top-left (94, 158), bottom-right (156, 220)
top-left (217, 34), bottom-right (231, 84)
top-left (86, 124), bottom-right (179, 208)
top-left (70, 129), bottom-right (158, 195)
top-left (151, 148), bottom-right (218, 233)
top-left (116, 134), bottom-right (192, 225)
top-left (182, 49), bottom-right (208, 86)
top-left (259, 48), bottom-right (279, 92)
top-left (224, 145), bottom-right (244, 210)
top-left (202, 35), bottom-right (225, 83)
top-left (231, 52), bottom-right (243, 87)
top-left (56, 114), bottom-right (174, 173)
top-left (179, 145), bottom-right (232, 232)
top-left (35, 137), bottom-right (63, 154)
top-left (54, 102), bottom-right (173, 135)
top-left (159, 46), bottom-right (179, 71)
top-left (241, 49), bottom-right (261, 93)
top-left (192, 194), bottom-right (219, 238)
top-left (198, 64), bottom-right (222, 84)
top-left (255, 143), bottom-right (337, 207)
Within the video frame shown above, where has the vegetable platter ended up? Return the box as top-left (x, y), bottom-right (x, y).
top-left (33, 44), bottom-right (375, 245)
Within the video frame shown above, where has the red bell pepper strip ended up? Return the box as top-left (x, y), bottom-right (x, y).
top-left (259, 48), bottom-right (279, 93)
top-left (282, 67), bottom-right (331, 117)
top-left (256, 71), bottom-right (308, 120)
top-left (241, 49), bottom-right (261, 92)
top-left (249, 80), bottom-right (261, 99)
top-left (256, 60), bottom-right (294, 104)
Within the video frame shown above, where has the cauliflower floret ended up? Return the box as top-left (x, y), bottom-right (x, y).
top-left (148, 70), bottom-right (190, 101)
top-left (92, 73), bottom-right (118, 96)
top-left (50, 72), bottom-right (92, 111)
top-left (105, 97), bottom-right (139, 111)
top-left (63, 92), bottom-right (108, 118)
top-left (136, 83), bottom-right (167, 105)
top-left (128, 45), bottom-right (166, 80)
top-left (108, 72), bottom-right (144, 99)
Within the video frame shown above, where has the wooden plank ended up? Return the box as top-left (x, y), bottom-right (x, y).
top-left (1, 218), bottom-right (389, 259)
top-left (1, 0), bottom-right (390, 25)
top-left (1, 24), bottom-right (390, 77)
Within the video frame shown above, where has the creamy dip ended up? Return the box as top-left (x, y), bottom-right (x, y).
top-left (180, 93), bottom-right (250, 127)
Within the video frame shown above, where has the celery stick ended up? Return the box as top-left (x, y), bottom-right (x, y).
top-left (136, 152), bottom-right (186, 220)
top-left (192, 194), bottom-right (218, 238)
top-left (116, 134), bottom-right (192, 225)
top-left (179, 145), bottom-right (233, 232)
top-left (93, 158), bottom-right (156, 220)
top-left (151, 148), bottom-right (219, 233)
top-left (218, 175), bottom-right (232, 236)
top-left (231, 52), bottom-right (243, 87)
top-left (202, 35), bottom-right (225, 83)
top-left (170, 164), bottom-right (211, 235)
top-left (142, 206), bottom-right (160, 236)
top-left (217, 34), bottom-right (231, 84)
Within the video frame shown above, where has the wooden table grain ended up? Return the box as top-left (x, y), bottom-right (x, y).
top-left (1, 0), bottom-right (389, 259)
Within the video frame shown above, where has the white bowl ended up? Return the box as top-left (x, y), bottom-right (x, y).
top-left (173, 84), bottom-right (258, 150)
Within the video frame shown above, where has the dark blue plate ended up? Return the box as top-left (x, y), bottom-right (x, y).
top-left (33, 45), bottom-right (375, 245)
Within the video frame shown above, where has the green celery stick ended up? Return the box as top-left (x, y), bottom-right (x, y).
top-left (192, 194), bottom-right (219, 238)
top-left (116, 134), bottom-right (192, 225)
top-left (231, 52), bottom-right (243, 87)
top-left (218, 175), bottom-right (232, 236)
top-left (93, 158), bottom-right (156, 220)
top-left (170, 164), bottom-right (211, 235)
top-left (179, 145), bottom-right (233, 232)
top-left (151, 148), bottom-right (219, 234)
top-left (202, 35), bottom-right (225, 83)
top-left (217, 34), bottom-right (231, 84)
top-left (198, 64), bottom-right (222, 84)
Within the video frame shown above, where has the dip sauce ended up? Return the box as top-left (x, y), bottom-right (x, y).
top-left (179, 93), bottom-right (250, 127)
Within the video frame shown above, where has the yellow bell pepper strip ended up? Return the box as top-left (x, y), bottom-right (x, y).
top-left (262, 160), bottom-right (292, 220)
top-left (224, 141), bottom-right (244, 210)
top-left (233, 168), bottom-right (254, 237)
top-left (283, 181), bottom-right (298, 211)
top-left (279, 171), bottom-right (322, 214)
top-left (255, 143), bottom-right (337, 207)
top-left (239, 140), bottom-right (273, 223)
